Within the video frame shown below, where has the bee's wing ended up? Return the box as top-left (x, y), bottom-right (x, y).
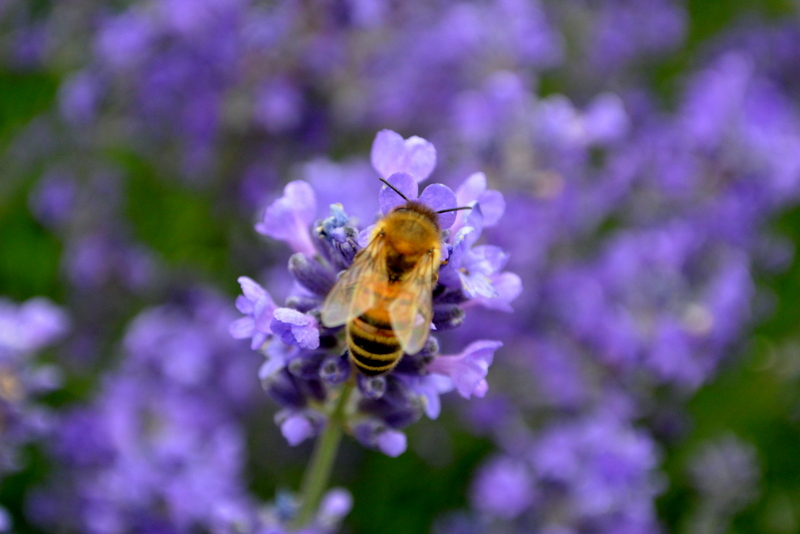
top-left (320, 235), bottom-right (387, 327)
top-left (388, 252), bottom-right (436, 355)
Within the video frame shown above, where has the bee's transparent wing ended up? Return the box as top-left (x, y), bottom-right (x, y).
top-left (321, 235), bottom-right (386, 327)
top-left (388, 252), bottom-right (436, 355)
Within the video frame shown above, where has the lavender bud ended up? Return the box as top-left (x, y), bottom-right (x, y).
top-left (320, 355), bottom-right (350, 385)
top-left (357, 373), bottom-right (386, 400)
top-left (285, 295), bottom-right (321, 313)
top-left (263, 370), bottom-right (306, 409)
top-left (274, 490), bottom-right (298, 523)
top-left (315, 204), bottom-right (360, 271)
top-left (394, 337), bottom-right (438, 374)
top-left (302, 378), bottom-right (327, 403)
top-left (353, 420), bottom-right (407, 457)
top-left (288, 253), bottom-right (336, 296)
top-left (359, 377), bottom-right (424, 428)
top-left (433, 287), bottom-right (469, 305)
top-left (287, 352), bottom-right (325, 380)
top-left (432, 305), bottom-right (466, 331)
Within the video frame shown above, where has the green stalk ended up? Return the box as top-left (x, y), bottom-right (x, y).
top-left (293, 380), bottom-right (354, 529)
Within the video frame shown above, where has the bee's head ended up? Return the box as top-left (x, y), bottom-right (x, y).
top-left (379, 177), bottom-right (473, 223)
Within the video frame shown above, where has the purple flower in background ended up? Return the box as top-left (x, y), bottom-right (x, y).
top-left (28, 171), bottom-right (76, 229)
top-left (460, 404), bottom-right (661, 533)
top-left (0, 298), bottom-right (69, 359)
top-left (29, 292), bottom-right (279, 534)
top-left (256, 181), bottom-right (318, 256)
top-left (0, 297), bottom-right (68, 489)
top-left (586, 0), bottom-right (686, 73)
top-left (470, 456), bottom-right (534, 520)
top-left (95, 11), bottom-right (154, 68)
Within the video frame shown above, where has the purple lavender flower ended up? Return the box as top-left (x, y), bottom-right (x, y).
top-left (256, 181), bottom-right (319, 256)
top-left (271, 308), bottom-right (320, 351)
top-left (229, 276), bottom-right (278, 351)
top-left (427, 341), bottom-right (501, 400)
top-left (377, 171), bottom-right (458, 228)
top-left (232, 131), bottom-right (514, 455)
top-left (371, 129), bottom-right (437, 182)
top-left (353, 420), bottom-right (408, 458)
top-left (452, 172), bottom-right (506, 231)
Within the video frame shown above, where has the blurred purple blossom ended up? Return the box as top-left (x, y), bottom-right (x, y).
top-left (30, 292), bottom-right (269, 533)
top-left (470, 456), bottom-right (535, 520)
top-left (0, 297), bottom-right (69, 359)
top-left (0, 296), bottom-right (68, 495)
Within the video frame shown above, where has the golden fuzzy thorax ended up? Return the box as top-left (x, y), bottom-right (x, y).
top-left (376, 202), bottom-right (441, 281)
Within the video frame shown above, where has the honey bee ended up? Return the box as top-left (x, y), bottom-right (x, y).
top-left (321, 179), bottom-right (470, 375)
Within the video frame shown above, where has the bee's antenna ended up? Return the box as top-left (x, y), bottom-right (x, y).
top-left (436, 206), bottom-right (473, 214)
top-left (379, 178), bottom-right (411, 202)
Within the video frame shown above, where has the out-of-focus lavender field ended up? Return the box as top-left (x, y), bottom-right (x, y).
top-left (2, 1), bottom-right (800, 532)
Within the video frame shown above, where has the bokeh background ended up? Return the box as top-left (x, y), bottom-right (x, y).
top-left (2, 0), bottom-right (800, 532)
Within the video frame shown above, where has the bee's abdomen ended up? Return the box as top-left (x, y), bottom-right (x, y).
top-left (348, 313), bottom-right (402, 376)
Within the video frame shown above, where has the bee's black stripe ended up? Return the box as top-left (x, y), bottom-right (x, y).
top-left (349, 328), bottom-right (399, 356)
top-left (347, 317), bottom-right (402, 375)
top-left (350, 342), bottom-right (398, 363)
top-left (350, 351), bottom-right (401, 374)
top-left (350, 347), bottom-right (401, 368)
top-left (355, 361), bottom-right (395, 376)
top-left (357, 313), bottom-right (392, 330)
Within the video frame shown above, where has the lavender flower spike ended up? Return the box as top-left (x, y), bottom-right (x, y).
top-left (371, 129), bottom-right (437, 182)
top-left (233, 131), bottom-right (512, 458)
top-left (255, 181), bottom-right (318, 256)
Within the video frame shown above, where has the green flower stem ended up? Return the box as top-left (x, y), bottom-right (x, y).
top-left (293, 379), bottom-right (354, 529)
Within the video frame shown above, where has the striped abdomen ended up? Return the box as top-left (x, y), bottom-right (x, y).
top-left (347, 309), bottom-right (402, 376)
